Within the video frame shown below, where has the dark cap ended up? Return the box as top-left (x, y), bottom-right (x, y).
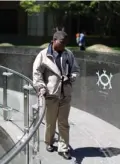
top-left (53, 31), bottom-right (68, 41)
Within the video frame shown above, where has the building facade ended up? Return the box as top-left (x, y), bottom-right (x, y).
top-left (0, 1), bottom-right (101, 46)
top-left (0, 1), bottom-right (54, 45)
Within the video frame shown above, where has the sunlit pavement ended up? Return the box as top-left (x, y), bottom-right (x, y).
top-left (38, 106), bottom-right (120, 164)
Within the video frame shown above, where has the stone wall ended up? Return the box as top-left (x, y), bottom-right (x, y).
top-left (0, 47), bottom-right (120, 129)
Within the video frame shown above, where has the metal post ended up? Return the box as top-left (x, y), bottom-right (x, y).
top-left (32, 104), bottom-right (39, 157)
top-left (23, 86), bottom-right (30, 164)
top-left (35, 105), bottom-right (40, 152)
top-left (32, 106), bottom-right (37, 157)
top-left (2, 72), bottom-right (13, 120)
top-left (24, 88), bottom-right (29, 132)
top-left (3, 75), bottom-right (7, 107)
top-left (23, 84), bottom-right (34, 164)
top-left (32, 100), bottom-right (42, 164)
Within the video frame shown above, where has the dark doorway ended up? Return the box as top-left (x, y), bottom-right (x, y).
top-left (0, 9), bottom-right (18, 34)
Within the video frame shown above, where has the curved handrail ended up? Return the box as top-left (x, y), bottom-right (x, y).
top-left (0, 65), bottom-right (35, 90)
top-left (1, 96), bottom-right (46, 164)
top-left (0, 65), bottom-right (46, 164)
top-left (0, 65), bottom-right (38, 130)
top-left (0, 65), bottom-right (37, 160)
top-left (0, 65), bottom-right (37, 131)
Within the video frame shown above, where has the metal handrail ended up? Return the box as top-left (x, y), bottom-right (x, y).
top-left (0, 65), bottom-right (35, 89)
top-left (1, 96), bottom-right (45, 164)
top-left (0, 65), bottom-right (46, 164)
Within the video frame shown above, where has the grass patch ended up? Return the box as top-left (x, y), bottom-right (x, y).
top-left (0, 43), bottom-right (14, 47)
top-left (0, 42), bottom-right (120, 53)
top-left (67, 46), bottom-right (79, 51)
top-left (112, 47), bottom-right (120, 51)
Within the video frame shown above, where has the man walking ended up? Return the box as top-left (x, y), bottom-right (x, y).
top-left (33, 29), bottom-right (80, 160)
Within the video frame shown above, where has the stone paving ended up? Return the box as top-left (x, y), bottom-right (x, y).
top-left (0, 106), bottom-right (120, 164)
top-left (38, 106), bottom-right (120, 164)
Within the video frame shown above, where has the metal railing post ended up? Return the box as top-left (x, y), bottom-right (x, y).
top-left (32, 104), bottom-right (39, 156)
top-left (32, 95), bottom-right (44, 164)
top-left (23, 87), bottom-right (29, 133)
top-left (0, 65), bottom-right (46, 164)
top-left (2, 72), bottom-right (13, 120)
top-left (23, 85), bottom-right (30, 164)
top-left (23, 84), bottom-right (34, 164)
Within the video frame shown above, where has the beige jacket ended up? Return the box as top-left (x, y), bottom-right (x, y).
top-left (33, 46), bottom-right (79, 98)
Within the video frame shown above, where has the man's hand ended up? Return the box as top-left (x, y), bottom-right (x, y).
top-left (70, 73), bottom-right (77, 82)
top-left (38, 87), bottom-right (46, 96)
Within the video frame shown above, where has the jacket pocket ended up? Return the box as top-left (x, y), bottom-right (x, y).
top-left (63, 82), bottom-right (72, 97)
top-left (46, 74), bottom-right (61, 96)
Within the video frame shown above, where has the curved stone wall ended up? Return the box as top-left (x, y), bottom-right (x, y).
top-left (0, 47), bottom-right (120, 129)
top-left (0, 126), bottom-right (14, 158)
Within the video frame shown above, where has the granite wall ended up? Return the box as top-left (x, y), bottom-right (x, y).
top-left (0, 47), bottom-right (120, 129)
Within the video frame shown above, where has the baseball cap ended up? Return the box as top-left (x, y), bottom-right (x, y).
top-left (53, 31), bottom-right (68, 41)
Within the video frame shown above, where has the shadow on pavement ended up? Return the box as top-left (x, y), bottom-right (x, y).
top-left (71, 147), bottom-right (120, 164)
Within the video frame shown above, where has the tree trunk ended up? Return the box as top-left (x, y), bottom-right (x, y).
top-left (56, 11), bottom-right (65, 30)
top-left (77, 15), bottom-right (80, 32)
top-left (52, 12), bottom-right (56, 28)
top-left (68, 12), bottom-right (72, 39)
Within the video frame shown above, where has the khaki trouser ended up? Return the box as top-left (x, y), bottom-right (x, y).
top-left (45, 96), bottom-right (71, 152)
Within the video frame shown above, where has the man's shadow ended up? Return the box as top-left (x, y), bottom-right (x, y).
top-left (70, 146), bottom-right (120, 164)
top-left (42, 122), bottom-right (120, 163)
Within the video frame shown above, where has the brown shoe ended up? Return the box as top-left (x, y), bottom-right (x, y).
top-left (58, 151), bottom-right (72, 160)
top-left (46, 145), bottom-right (55, 152)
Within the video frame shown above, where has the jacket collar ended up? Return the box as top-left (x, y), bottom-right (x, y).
top-left (47, 43), bottom-right (67, 56)
top-left (46, 43), bottom-right (54, 57)
top-left (44, 43), bottom-right (61, 77)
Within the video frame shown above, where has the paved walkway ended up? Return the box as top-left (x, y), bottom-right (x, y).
top-left (0, 106), bottom-right (120, 164)
top-left (39, 106), bottom-right (120, 164)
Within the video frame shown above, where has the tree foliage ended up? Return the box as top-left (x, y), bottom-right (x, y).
top-left (20, 1), bottom-right (92, 28)
top-left (20, 0), bottom-right (41, 14)
top-left (20, 1), bottom-right (120, 36)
